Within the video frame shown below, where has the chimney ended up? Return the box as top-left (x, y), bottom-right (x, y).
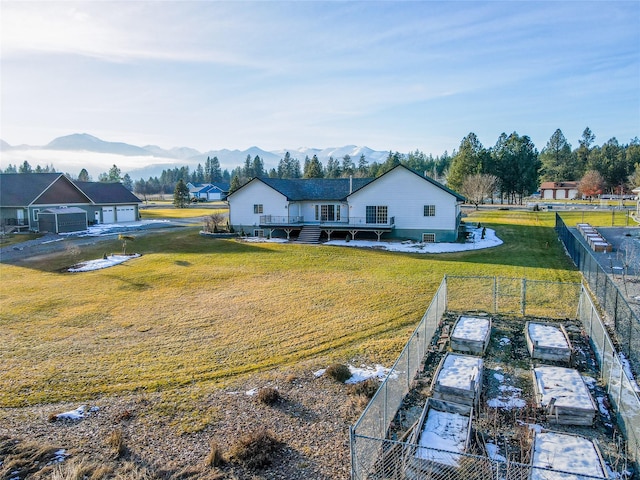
top-left (349, 175), bottom-right (353, 194)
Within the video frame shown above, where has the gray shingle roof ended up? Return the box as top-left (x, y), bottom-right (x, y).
top-left (257, 177), bottom-right (374, 201)
top-left (74, 181), bottom-right (141, 204)
top-left (0, 173), bottom-right (65, 206)
top-left (0, 173), bottom-right (141, 206)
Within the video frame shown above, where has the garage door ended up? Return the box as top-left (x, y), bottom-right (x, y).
top-left (116, 206), bottom-right (136, 222)
top-left (102, 206), bottom-right (115, 223)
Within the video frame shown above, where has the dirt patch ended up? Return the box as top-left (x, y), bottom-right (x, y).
top-left (0, 368), bottom-right (358, 479)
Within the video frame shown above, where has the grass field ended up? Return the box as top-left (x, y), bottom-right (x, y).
top-left (0, 210), bottom-right (583, 409)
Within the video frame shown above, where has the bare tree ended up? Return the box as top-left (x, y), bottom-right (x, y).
top-left (204, 212), bottom-right (226, 233)
top-left (461, 174), bottom-right (500, 209)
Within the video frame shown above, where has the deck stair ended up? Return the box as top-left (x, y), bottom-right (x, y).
top-left (296, 225), bottom-right (321, 244)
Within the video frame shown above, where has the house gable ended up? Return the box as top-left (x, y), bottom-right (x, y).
top-left (347, 165), bottom-right (463, 237)
top-left (35, 176), bottom-right (92, 205)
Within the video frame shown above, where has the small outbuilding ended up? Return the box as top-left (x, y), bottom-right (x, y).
top-left (37, 207), bottom-right (88, 234)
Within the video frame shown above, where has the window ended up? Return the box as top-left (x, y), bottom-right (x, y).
top-left (316, 204), bottom-right (341, 222)
top-left (423, 205), bottom-right (436, 216)
top-left (366, 205), bottom-right (388, 224)
top-left (33, 209), bottom-right (40, 221)
top-left (253, 229), bottom-right (265, 238)
top-left (253, 204), bottom-right (263, 214)
top-left (422, 233), bottom-right (436, 243)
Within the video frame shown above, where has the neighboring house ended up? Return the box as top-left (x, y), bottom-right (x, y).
top-left (227, 164), bottom-right (465, 242)
top-left (187, 182), bottom-right (230, 201)
top-left (0, 173), bottom-right (142, 233)
top-left (539, 181), bottom-right (579, 200)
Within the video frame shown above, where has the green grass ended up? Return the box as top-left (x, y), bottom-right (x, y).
top-left (140, 206), bottom-right (228, 220)
top-left (0, 211), bottom-right (581, 409)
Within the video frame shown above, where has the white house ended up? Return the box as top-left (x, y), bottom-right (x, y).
top-left (227, 165), bottom-right (465, 242)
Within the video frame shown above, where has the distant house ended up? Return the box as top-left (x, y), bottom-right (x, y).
top-left (227, 164), bottom-right (465, 242)
top-left (187, 182), bottom-right (230, 201)
top-left (0, 173), bottom-right (142, 233)
top-left (539, 181), bottom-right (579, 200)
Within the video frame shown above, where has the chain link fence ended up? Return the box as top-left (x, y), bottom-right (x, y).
top-left (350, 276), bottom-right (640, 480)
top-left (578, 291), bottom-right (640, 473)
top-left (555, 213), bottom-right (640, 382)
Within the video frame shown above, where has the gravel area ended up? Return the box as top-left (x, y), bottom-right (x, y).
top-left (0, 369), bottom-right (359, 479)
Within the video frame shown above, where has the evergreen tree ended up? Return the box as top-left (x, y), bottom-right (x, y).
top-left (539, 129), bottom-right (576, 181)
top-left (576, 127), bottom-right (596, 176)
top-left (243, 155), bottom-right (253, 178)
top-left (378, 151), bottom-right (402, 176)
top-left (326, 156), bottom-right (341, 178)
top-left (493, 132), bottom-right (539, 204)
top-left (303, 155), bottom-right (324, 178)
top-left (229, 175), bottom-right (242, 194)
top-left (195, 163), bottom-right (205, 183)
top-left (18, 161), bottom-right (32, 173)
top-left (357, 154), bottom-right (368, 177)
top-left (592, 137), bottom-right (629, 193)
top-left (211, 157), bottom-right (222, 182)
top-left (341, 154), bottom-right (354, 177)
top-left (122, 173), bottom-right (133, 191)
top-left (173, 179), bottom-right (190, 208)
top-left (100, 164), bottom-right (122, 183)
top-left (3, 164), bottom-right (17, 174)
top-left (447, 133), bottom-right (488, 191)
top-left (78, 168), bottom-right (91, 182)
top-left (252, 155), bottom-right (265, 178)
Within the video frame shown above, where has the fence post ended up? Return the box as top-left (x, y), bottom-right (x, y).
top-left (349, 426), bottom-right (356, 480)
top-left (407, 346), bottom-right (411, 390)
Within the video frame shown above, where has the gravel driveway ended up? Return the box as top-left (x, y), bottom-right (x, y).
top-left (0, 220), bottom-right (188, 264)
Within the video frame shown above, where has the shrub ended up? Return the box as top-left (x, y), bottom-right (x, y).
top-left (205, 440), bottom-right (224, 467)
top-left (347, 377), bottom-right (379, 398)
top-left (229, 428), bottom-right (281, 469)
top-left (107, 428), bottom-right (126, 458)
top-left (325, 363), bottom-right (352, 383)
top-left (257, 387), bottom-right (280, 405)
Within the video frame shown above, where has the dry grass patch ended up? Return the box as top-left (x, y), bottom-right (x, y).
top-left (229, 428), bottom-right (282, 469)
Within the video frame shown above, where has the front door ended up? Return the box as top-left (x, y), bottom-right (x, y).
top-left (16, 209), bottom-right (24, 225)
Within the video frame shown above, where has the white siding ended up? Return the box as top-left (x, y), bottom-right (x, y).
top-left (228, 180), bottom-right (288, 227)
top-left (347, 168), bottom-right (458, 230)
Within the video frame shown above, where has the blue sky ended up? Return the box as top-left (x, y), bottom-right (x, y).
top-left (2, 1), bottom-right (639, 156)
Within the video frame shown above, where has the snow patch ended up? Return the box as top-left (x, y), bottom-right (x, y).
top-left (68, 254), bottom-right (141, 272)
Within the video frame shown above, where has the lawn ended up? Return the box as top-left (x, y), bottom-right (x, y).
top-left (0, 209), bottom-right (581, 408)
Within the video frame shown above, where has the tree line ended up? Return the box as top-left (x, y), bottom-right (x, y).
top-left (448, 128), bottom-right (640, 205)
top-left (4, 127), bottom-right (638, 205)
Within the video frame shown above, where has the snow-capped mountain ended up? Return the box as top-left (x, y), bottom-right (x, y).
top-left (0, 133), bottom-right (394, 179)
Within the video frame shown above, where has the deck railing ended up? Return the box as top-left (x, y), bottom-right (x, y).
top-left (259, 215), bottom-right (395, 227)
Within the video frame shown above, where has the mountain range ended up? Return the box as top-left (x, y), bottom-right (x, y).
top-left (0, 133), bottom-right (392, 179)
